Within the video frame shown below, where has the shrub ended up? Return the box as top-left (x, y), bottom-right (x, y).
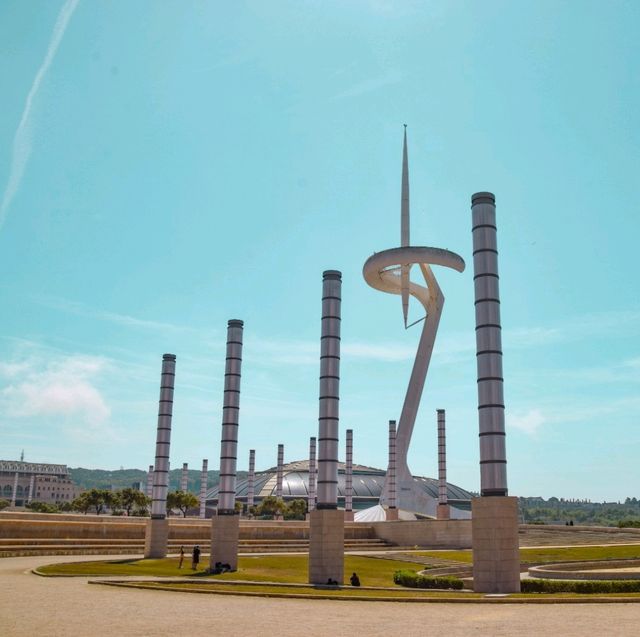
top-left (0, 499), bottom-right (10, 510)
top-left (394, 569), bottom-right (464, 590)
top-left (521, 578), bottom-right (640, 594)
top-left (618, 520), bottom-right (640, 528)
top-left (27, 501), bottom-right (59, 513)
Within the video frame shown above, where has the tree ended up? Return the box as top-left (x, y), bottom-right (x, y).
top-left (79, 488), bottom-right (113, 515)
top-left (0, 499), bottom-right (10, 510)
top-left (255, 496), bottom-right (286, 518)
top-left (118, 488), bottom-right (149, 516)
top-left (284, 498), bottom-right (307, 520)
top-left (166, 491), bottom-right (199, 517)
top-left (71, 492), bottom-right (93, 514)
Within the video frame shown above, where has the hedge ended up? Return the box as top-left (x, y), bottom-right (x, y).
top-left (521, 578), bottom-right (640, 594)
top-left (394, 569), bottom-right (464, 590)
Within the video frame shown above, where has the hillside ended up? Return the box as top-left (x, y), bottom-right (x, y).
top-left (69, 468), bottom-right (248, 492)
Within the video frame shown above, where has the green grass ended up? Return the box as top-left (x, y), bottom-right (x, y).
top-left (415, 545), bottom-right (640, 565)
top-left (113, 581), bottom-right (482, 599)
top-left (38, 554), bottom-right (421, 587)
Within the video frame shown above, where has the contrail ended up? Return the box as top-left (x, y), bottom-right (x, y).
top-left (0, 0), bottom-right (80, 230)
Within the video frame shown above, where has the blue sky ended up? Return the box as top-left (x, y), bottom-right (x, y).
top-left (0, 1), bottom-right (638, 500)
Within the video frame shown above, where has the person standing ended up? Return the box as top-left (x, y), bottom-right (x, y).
top-left (191, 545), bottom-right (201, 570)
top-left (178, 546), bottom-right (185, 569)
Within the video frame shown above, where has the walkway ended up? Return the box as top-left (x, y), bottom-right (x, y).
top-left (2, 555), bottom-right (640, 636)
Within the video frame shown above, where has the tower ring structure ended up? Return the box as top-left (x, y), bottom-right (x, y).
top-left (363, 129), bottom-right (465, 516)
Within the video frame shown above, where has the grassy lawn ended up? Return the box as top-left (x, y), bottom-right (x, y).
top-left (38, 554), bottom-right (421, 587)
top-left (416, 545), bottom-right (640, 565)
top-left (114, 581), bottom-right (482, 599)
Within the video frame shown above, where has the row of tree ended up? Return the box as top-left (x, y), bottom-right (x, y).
top-left (5, 492), bottom-right (309, 519)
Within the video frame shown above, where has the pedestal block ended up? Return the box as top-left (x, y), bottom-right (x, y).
top-left (308, 508), bottom-right (344, 584)
top-left (210, 514), bottom-right (240, 571)
top-left (385, 507), bottom-right (399, 521)
top-left (472, 496), bottom-right (520, 593)
top-left (144, 518), bottom-right (169, 559)
top-left (436, 504), bottom-right (450, 520)
top-left (343, 510), bottom-right (354, 522)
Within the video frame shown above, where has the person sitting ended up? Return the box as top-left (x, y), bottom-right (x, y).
top-left (350, 572), bottom-right (361, 587)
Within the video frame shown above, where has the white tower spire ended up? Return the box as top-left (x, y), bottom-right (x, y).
top-left (401, 125), bottom-right (411, 327)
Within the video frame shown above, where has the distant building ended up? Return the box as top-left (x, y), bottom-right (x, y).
top-left (0, 460), bottom-right (82, 506)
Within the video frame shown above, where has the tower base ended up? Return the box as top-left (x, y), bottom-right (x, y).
top-left (385, 507), bottom-right (399, 521)
top-left (471, 496), bottom-right (520, 593)
top-left (308, 508), bottom-right (344, 585)
top-left (436, 504), bottom-right (450, 520)
top-left (210, 514), bottom-right (240, 571)
top-left (144, 518), bottom-right (169, 559)
top-left (344, 510), bottom-right (354, 522)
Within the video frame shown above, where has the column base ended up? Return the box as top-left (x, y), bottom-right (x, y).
top-left (309, 508), bottom-right (344, 585)
top-left (344, 510), bottom-right (354, 522)
top-left (144, 518), bottom-right (169, 559)
top-left (210, 514), bottom-right (240, 571)
top-left (436, 504), bottom-right (450, 520)
top-left (385, 507), bottom-right (399, 521)
top-left (472, 496), bottom-right (520, 593)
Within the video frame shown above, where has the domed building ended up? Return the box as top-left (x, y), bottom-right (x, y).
top-left (205, 460), bottom-right (474, 518)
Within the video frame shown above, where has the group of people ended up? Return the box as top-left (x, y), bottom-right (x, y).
top-left (177, 545), bottom-right (200, 570)
top-left (326, 573), bottom-right (361, 587)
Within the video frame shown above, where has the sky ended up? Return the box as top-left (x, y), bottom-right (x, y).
top-left (0, 1), bottom-right (638, 501)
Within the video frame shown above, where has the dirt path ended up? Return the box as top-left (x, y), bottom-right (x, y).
top-left (2, 555), bottom-right (640, 636)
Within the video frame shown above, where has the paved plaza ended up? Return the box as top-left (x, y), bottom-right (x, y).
top-left (2, 555), bottom-right (640, 636)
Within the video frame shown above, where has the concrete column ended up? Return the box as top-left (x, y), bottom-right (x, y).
top-left (309, 270), bottom-right (344, 585)
top-left (146, 465), bottom-right (154, 498)
top-left (308, 437), bottom-right (316, 512)
top-left (199, 459), bottom-right (208, 519)
top-left (344, 429), bottom-right (353, 521)
top-left (472, 192), bottom-right (507, 495)
top-left (276, 444), bottom-right (284, 499)
top-left (181, 463), bottom-right (189, 492)
top-left (27, 474), bottom-right (35, 504)
top-left (470, 192), bottom-right (519, 593)
top-left (436, 409), bottom-right (450, 520)
top-left (210, 319), bottom-right (243, 571)
top-left (145, 353), bottom-right (176, 558)
top-left (316, 270), bottom-right (341, 508)
top-left (247, 450), bottom-right (255, 509)
top-left (386, 420), bottom-right (398, 520)
top-left (11, 472), bottom-right (18, 506)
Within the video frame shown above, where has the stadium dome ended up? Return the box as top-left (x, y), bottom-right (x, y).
top-left (206, 460), bottom-right (474, 517)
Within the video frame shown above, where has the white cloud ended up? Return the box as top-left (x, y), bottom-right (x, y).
top-left (0, 0), bottom-right (80, 230)
top-left (0, 351), bottom-right (110, 425)
top-left (507, 409), bottom-right (546, 435)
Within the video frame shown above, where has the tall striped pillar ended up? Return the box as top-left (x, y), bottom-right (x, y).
top-left (471, 193), bottom-right (507, 496)
top-left (387, 420), bottom-right (398, 520)
top-left (27, 474), bottom-right (35, 504)
top-left (316, 270), bottom-right (341, 508)
top-left (217, 320), bottom-right (243, 514)
top-left (146, 465), bottom-right (154, 498)
top-left (344, 429), bottom-right (353, 521)
top-left (436, 409), bottom-right (450, 519)
top-left (276, 444), bottom-right (284, 500)
top-left (181, 463), bottom-right (189, 492)
top-left (11, 472), bottom-right (18, 506)
top-left (309, 270), bottom-right (344, 585)
top-left (308, 437), bottom-right (316, 512)
top-left (150, 354), bottom-right (176, 518)
top-left (247, 450), bottom-right (255, 509)
top-left (199, 459), bottom-right (208, 519)
top-left (471, 192), bottom-right (520, 593)
top-left (144, 353), bottom-right (176, 558)
top-left (210, 319), bottom-right (244, 571)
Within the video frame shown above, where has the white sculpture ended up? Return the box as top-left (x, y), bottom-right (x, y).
top-left (363, 128), bottom-right (465, 515)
